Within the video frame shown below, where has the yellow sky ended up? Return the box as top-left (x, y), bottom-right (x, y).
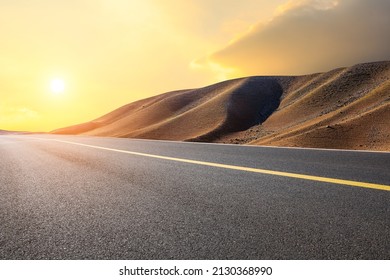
top-left (1, 0), bottom-right (389, 132)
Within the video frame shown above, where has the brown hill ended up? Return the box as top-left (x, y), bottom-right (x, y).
top-left (53, 61), bottom-right (390, 151)
top-left (0, 129), bottom-right (27, 135)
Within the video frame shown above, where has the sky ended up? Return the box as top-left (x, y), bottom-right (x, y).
top-left (1, 0), bottom-right (389, 132)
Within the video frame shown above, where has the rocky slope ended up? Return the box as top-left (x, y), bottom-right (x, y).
top-left (53, 61), bottom-right (390, 151)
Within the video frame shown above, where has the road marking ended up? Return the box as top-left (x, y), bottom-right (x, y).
top-left (36, 138), bottom-right (390, 192)
top-left (67, 134), bottom-right (389, 154)
top-left (80, 136), bottom-right (390, 154)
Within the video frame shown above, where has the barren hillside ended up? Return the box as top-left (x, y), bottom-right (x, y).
top-left (53, 61), bottom-right (390, 151)
top-left (0, 130), bottom-right (26, 135)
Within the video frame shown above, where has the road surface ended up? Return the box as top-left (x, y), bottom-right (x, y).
top-left (0, 134), bottom-right (389, 259)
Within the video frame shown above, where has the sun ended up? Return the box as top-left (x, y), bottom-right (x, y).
top-left (50, 78), bottom-right (65, 94)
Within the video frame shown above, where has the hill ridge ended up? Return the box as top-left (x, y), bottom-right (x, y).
top-left (52, 61), bottom-right (390, 151)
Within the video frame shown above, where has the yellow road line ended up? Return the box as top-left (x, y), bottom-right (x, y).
top-left (43, 138), bottom-right (390, 192)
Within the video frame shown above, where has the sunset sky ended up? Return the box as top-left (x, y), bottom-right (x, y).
top-left (1, 0), bottom-right (389, 132)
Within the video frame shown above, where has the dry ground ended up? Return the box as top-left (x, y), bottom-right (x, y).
top-left (53, 61), bottom-right (390, 151)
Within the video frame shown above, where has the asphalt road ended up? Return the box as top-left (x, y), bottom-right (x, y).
top-left (0, 134), bottom-right (389, 259)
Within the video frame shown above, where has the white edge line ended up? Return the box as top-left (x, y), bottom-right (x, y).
top-left (22, 134), bottom-right (390, 154)
top-left (9, 135), bottom-right (390, 191)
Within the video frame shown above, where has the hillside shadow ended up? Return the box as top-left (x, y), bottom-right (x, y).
top-left (190, 77), bottom-right (283, 142)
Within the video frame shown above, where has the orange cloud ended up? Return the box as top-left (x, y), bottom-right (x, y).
top-left (204, 0), bottom-right (390, 76)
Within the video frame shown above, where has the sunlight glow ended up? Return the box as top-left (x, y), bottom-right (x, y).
top-left (50, 79), bottom-right (65, 94)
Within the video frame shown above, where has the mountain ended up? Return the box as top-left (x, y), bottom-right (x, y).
top-left (52, 61), bottom-right (390, 151)
top-left (0, 129), bottom-right (26, 135)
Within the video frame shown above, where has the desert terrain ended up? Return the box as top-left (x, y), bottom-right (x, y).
top-left (0, 130), bottom-right (25, 135)
top-left (53, 61), bottom-right (390, 151)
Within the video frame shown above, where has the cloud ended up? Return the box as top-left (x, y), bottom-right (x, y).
top-left (0, 104), bottom-right (40, 124)
top-left (202, 0), bottom-right (390, 76)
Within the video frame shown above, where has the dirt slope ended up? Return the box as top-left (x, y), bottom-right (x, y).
top-left (0, 130), bottom-right (27, 135)
top-left (53, 77), bottom-right (285, 141)
top-left (52, 61), bottom-right (390, 151)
